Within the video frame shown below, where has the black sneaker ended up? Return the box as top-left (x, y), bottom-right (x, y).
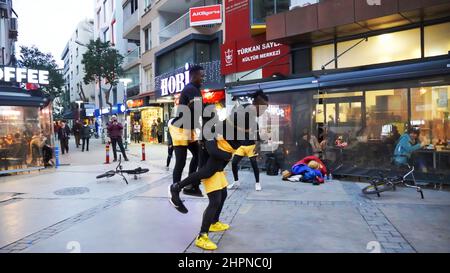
top-left (168, 184), bottom-right (188, 214)
top-left (183, 186), bottom-right (203, 197)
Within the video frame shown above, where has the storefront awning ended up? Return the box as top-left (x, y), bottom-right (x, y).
top-left (227, 55), bottom-right (450, 97)
top-left (0, 87), bottom-right (50, 107)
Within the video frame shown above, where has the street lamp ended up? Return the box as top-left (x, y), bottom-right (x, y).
top-left (119, 78), bottom-right (132, 150)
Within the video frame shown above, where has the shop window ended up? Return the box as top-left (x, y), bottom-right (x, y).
top-left (158, 52), bottom-right (174, 75)
top-left (312, 44), bottom-right (335, 71)
top-left (411, 86), bottom-right (450, 147)
top-left (424, 22), bottom-right (450, 57)
top-left (0, 105), bottom-right (53, 172)
top-left (365, 89), bottom-right (408, 142)
top-left (174, 42), bottom-right (194, 68)
top-left (196, 42), bottom-right (211, 63)
top-left (337, 28), bottom-right (421, 68)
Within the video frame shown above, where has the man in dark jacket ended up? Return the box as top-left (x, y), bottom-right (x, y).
top-left (107, 116), bottom-right (129, 161)
top-left (73, 120), bottom-right (82, 148)
top-left (81, 121), bottom-right (92, 152)
top-left (58, 121), bottom-right (71, 155)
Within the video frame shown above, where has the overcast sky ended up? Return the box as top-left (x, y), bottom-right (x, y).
top-left (14, 0), bottom-right (94, 67)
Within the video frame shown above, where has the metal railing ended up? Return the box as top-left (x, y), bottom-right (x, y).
top-left (123, 47), bottom-right (141, 67)
top-left (159, 12), bottom-right (190, 44)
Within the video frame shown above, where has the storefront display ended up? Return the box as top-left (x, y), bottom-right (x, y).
top-left (0, 88), bottom-right (53, 173)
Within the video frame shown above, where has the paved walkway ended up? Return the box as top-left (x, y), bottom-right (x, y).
top-left (0, 139), bottom-right (449, 253)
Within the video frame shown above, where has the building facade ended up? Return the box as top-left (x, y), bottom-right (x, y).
top-left (93, 0), bottom-right (129, 124)
top-left (0, 0), bottom-right (17, 67)
top-left (226, 0), bottom-right (450, 184)
top-left (123, 0), bottom-right (225, 143)
top-left (61, 19), bottom-right (96, 120)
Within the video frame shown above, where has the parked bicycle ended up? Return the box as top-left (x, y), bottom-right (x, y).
top-left (362, 165), bottom-right (424, 199)
top-left (96, 156), bottom-right (149, 184)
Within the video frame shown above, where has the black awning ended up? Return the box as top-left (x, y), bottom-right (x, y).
top-left (0, 87), bottom-right (50, 107)
top-left (227, 56), bottom-right (450, 96)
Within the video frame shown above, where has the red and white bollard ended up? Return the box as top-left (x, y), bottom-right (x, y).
top-left (105, 143), bottom-right (110, 164)
top-left (142, 143), bottom-right (146, 161)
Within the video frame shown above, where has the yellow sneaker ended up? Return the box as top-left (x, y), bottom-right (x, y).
top-left (195, 234), bottom-right (217, 250)
top-left (209, 221), bottom-right (230, 232)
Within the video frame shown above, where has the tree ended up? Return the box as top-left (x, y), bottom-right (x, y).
top-left (82, 38), bottom-right (124, 112)
top-left (18, 46), bottom-right (65, 100)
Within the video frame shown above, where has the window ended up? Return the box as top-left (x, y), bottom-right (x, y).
top-left (97, 10), bottom-right (101, 29)
top-left (131, 0), bottom-right (139, 14)
top-left (76, 47), bottom-right (79, 57)
top-left (175, 42), bottom-right (194, 68)
top-left (312, 44), bottom-right (335, 70)
top-left (250, 0), bottom-right (290, 25)
top-left (411, 86), bottom-right (450, 146)
top-left (76, 65), bottom-right (79, 75)
top-left (111, 21), bottom-right (116, 45)
top-left (158, 52), bottom-right (174, 75)
top-left (145, 65), bottom-right (153, 90)
top-left (424, 22), bottom-right (450, 57)
top-left (144, 26), bottom-right (152, 51)
top-left (365, 89), bottom-right (409, 141)
top-left (0, 105), bottom-right (54, 171)
top-left (144, 0), bottom-right (152, 9)
top-left (196, 42), bottom-right (211, 63)
top-left (103, 0), bottom-right (106, 22)
top-left (337, 28), bottom-right (421, 68)
top-left (103, 28), bottom-right (109, 42)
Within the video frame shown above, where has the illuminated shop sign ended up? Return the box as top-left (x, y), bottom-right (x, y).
top-left (160, 63), bottom-right (191, 97)
top-left (0, 67), bottom-right (49, 85)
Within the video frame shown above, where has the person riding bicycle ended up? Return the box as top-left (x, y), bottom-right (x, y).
top-left (393, 127), bottom-right (424, 167)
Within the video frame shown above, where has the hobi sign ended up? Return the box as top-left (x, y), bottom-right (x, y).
top-left (159, 63), bottom-right (191, 97)
top-left (0, 67), bottom-right (50, 85)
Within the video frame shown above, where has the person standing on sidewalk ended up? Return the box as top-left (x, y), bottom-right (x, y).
top-left (133, 122), bottom-right (141, 144)
top-left (58, 121), bottom-right (71, 155)
top-left (107, 116), bottom-right (129, 162)
top-left (73, 120), bottom-right (82, 148)
top-left (81, 121), bottom-right (92, 152)
top-left (157, 117), bottom-right (164, 144)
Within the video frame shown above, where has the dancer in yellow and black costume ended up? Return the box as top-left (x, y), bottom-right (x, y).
top-left (168, 91), bottom-right (269, 250)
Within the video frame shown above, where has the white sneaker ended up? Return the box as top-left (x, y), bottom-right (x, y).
top-left (255, 183), bottom-right (262, 191)
top-left (227, 180), bottom-right (240, 189)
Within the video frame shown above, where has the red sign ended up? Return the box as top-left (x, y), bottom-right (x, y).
top-left (221, 35), bottom-right (290, 76)
top-left (190, 5), bottom-right (222, 27)
top-left (202, 90), bottom-right (225, 104)
top-left (127, 99), bottom-right (144, 109)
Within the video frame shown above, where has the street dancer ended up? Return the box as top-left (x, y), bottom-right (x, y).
top-left (169, 65), bottom-right (205, 197)
top-left (229, 136), bottom-right (261, 191)
top-left (168, 91), bottom-right (269, 250)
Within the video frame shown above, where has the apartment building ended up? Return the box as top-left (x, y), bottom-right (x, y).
top-left (61, 19), bottom-right (96, 104)
top-left (93, 0), bottom-right (129, 119)
top-left (123, 0), bottom-right (225, 142)
top-left (0, 0), bottom-right (17, 67)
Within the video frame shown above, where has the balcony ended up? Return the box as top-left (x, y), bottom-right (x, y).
top-left (159, 12), bottom-right (191, 44)
top-left (122, 47), bottom-right (141, 70)
top-left (158, 11), bottom-right (219, 44)
top-left (123, 9), bottom-right (140, 40)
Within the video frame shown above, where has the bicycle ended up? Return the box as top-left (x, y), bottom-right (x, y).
top-left (96, 156), bottom-right (149, 184)
top-left (362, 165), bottom-right (424, 199)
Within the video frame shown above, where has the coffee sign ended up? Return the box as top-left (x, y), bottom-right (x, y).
top-left (0, 67), bottom-right (49, 85)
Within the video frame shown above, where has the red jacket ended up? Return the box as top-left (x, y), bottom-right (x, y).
top-left (107, 122), bottom-right (124, 139)
top-left (294, 156), bottom-right (328, 176)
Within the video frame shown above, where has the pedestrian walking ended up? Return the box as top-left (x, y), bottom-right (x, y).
top-left (57, 121), bottom-right (71, 155)
top-left (73, 120), bottom-right (82, 148)
top-left (133, 122), bottom-right (141, 144)
top-left (151, 120), bottom-right (157, 143)
top-left (81, 121), bottom-right (92, 152)
top-left (166, 128), bottom-right (174, 171)
top-left (107, 116), bottom-right (129, 162)
top-left (157, 117), bottom-right (164, 143)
